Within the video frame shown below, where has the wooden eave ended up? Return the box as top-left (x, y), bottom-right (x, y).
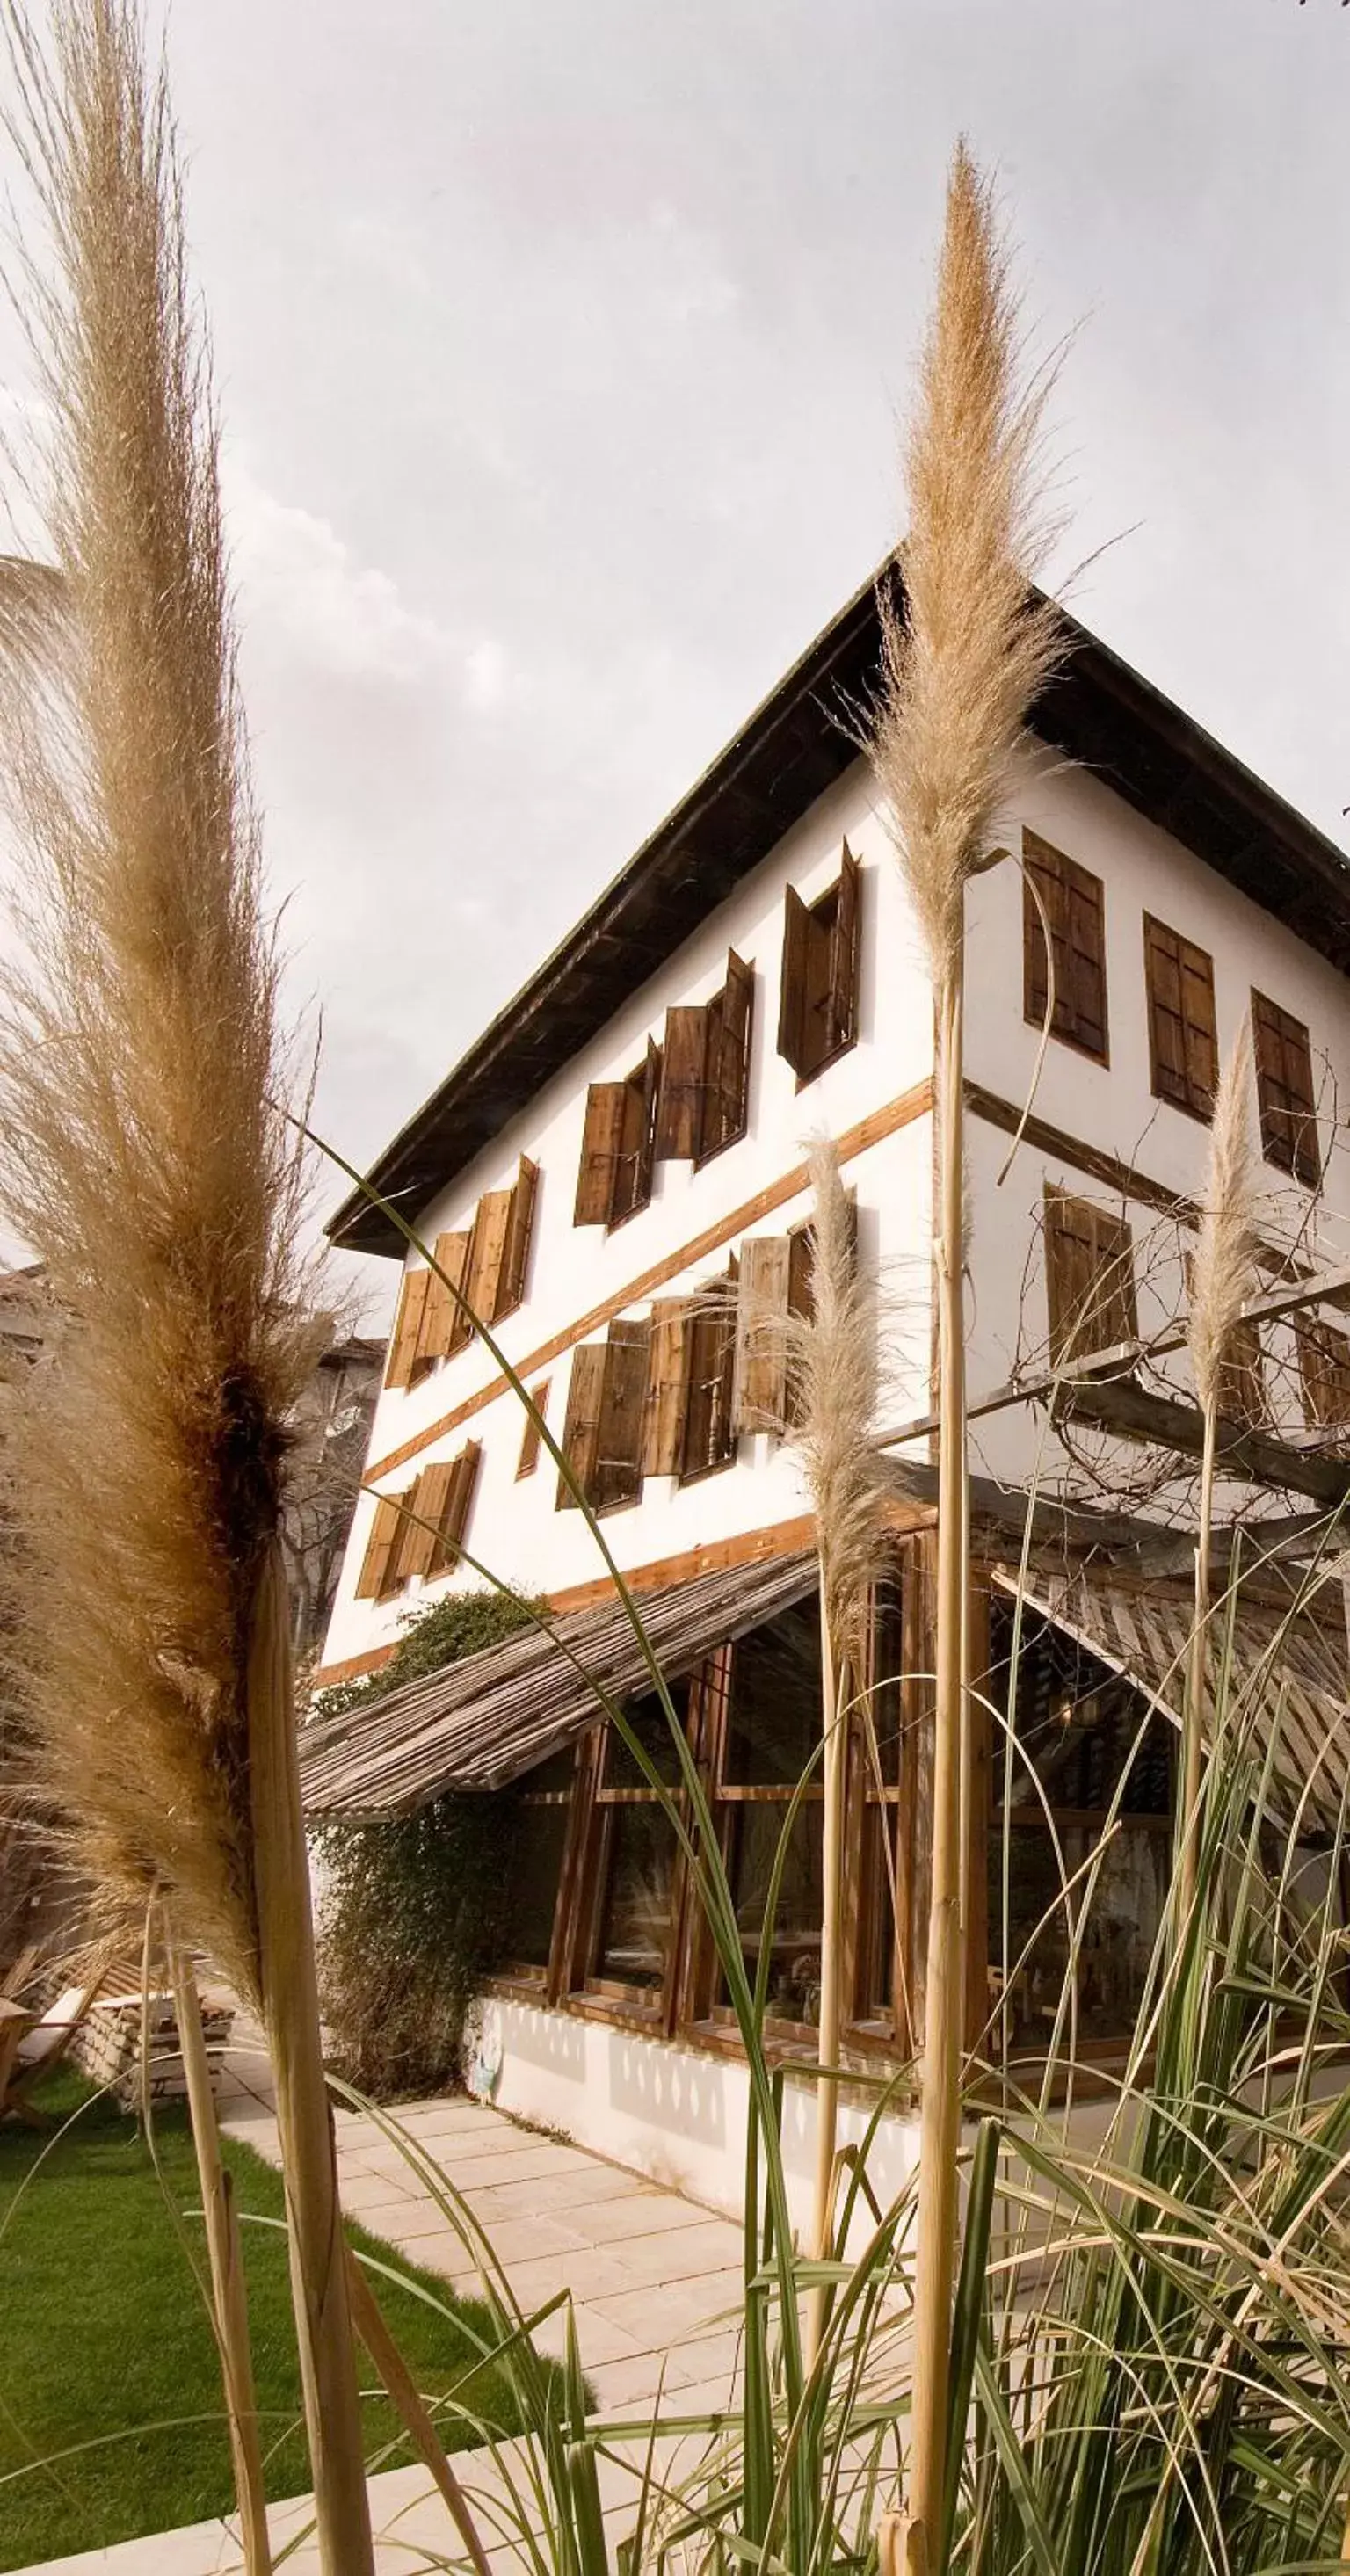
top-left (330, 559), bottom-right (1350, 1257)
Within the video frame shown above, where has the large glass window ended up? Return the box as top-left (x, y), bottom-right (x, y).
top-left (712, 1600), bottom-right (826, 2035)
top-left (986, 1602), bottom-right (1171, 2058)
top-left (504, 1745), bottom-right (577, 1980)
top-left (575, 1688), bottom-right (690, 2014)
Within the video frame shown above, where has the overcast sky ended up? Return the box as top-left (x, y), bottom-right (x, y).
top-left (4, 1), bottom-right (1348, 1317)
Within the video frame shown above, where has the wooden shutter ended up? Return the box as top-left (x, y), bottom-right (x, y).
top-left (826, 842), bottom-right (861, 1054)
top-left (354, 1494), bottom-right (401, 1598)
top-left (594, 1319), bottom-right (650, 1511)
top-left (465, 1188), bottom-right (512, 1332)
top-left (558, 1341), bottom-right (606, 1507)
top-left (657, 1007), bottom-right (708, 1159)
top-left (1298, 1317), bottom-right (1350, 1433)
top-left (400, 1460), bottom-right (453, 1580)
top-left (1045, 1187), bottom-right (1136, 1365)
top-left (1252, 990), bottom-right (1320, 1187)
top-left (1143, 917), bottom-right (1216, 1119)
top-left (420, 1230), bottom-right (469, 1364)
top-left (574, 1084), bottom-right (626, 1224)
top-left (734, 1236), bottom-right (790, 1431)
top-left (430, 1441), bottom-right (482, 1573)
top-left (778, 885), bottom-right (813, 1077)
top-left (679, 1261), bottom-right (738, 1478)
top-left (497, 1159), bottom-right (539, 1317)
top-left (1219, 1314), bottom-right (1265, 1429)
top-left (643, 1299), bottom-right (691, 1474)
top-left (516, 1378), bottom-right (550, 1478)
top-left (384, 1269), bottom-right (430, 1390)
top-left (701, 951), bottom-right (754, 1160)
top-left (613, 1042), bottom-right (661, 1221)
top-left (1023, 831), bottom-right (1107, 1063)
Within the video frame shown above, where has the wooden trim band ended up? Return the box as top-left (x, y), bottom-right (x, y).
top-left (963, 1081), bottom-right (1196, 1223)
top-left (312, 1513), bottom-right (832, 1688)
top-left (364, 1076), bottom-right (934, 1485)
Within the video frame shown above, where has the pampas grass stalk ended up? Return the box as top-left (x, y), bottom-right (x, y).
top-left (867, 142), bottom-right (1061, 2572)
top-left (789, 1139), bottom-right (889, 2366)
top-left (1182, 1031), bottom-right (1259, 1924)
top-left (0, 7), bottom-right (374, 2566)
top-left (171, 1941), bottom-right (272, 2576)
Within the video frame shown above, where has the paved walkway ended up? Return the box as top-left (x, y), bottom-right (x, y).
top-left (217, 2020), bottom-right (746, 2420)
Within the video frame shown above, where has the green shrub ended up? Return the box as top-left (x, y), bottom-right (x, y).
top-left (313, 1586), bottom-right (541, 2100)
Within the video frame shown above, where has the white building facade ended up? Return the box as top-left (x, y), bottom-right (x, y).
top-left (311, 567), bottom-right (1350, 2221)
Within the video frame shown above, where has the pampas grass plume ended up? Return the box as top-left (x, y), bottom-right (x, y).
top-left (0, 0), bottom-right (315, 2003)
top-left (788, 1137), bottom-right (890, 1654)
top-left (869, 141), bottom-right (1062, 981)
top-left (1188, 1029), bottom-right (1260, 1419)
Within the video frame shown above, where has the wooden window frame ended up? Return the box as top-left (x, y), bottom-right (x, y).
top-left (1297, 1314), bottom-right (1350, 1440)
top-left (678, 1262), bottom-right (740, 1485)
top-left (519, 1558), bottom-right (935, 2057)
top-left (566, 1687), bottom-right (696, 2025)
top-left (1022, 830), bottom-right (1108, 1067)
top-left (497, 1745), bottom-right (582, 1992)
top-left (1252, 990), bottom-right (1321, 1190)
top-left (777, 844), bottom-right (861, 1089)
top-left (1143, 915), bottom-right (1217, 1122)
top-left (1043, 1185), bottom-right (1137, 1368)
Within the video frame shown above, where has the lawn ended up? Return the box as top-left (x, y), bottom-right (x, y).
top-left (0, 2068), bottom-right (554, 2571)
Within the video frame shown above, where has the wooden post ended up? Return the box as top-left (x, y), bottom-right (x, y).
top-left (247, 1541), bottom-right (376, 2576)
top-left (904, 954), bottom-right (970, 2575)
top-left (806, 1623), bottom-right (849, 2365)
top-left (171, 1944), bottom-right (272, 2576)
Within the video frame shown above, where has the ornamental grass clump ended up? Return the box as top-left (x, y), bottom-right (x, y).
top-left (865, 142), bottom-right (1063, 2573)
top-left (0, 4), bottom-right (372, 2566)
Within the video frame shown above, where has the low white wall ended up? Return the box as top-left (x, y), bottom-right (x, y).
top-left (466, 1990), bottom-right (922, 2236)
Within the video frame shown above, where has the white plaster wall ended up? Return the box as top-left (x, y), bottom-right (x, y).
top-left (323, 757), bottom-right (937, 1667)
top-left (468, 1990), bottom-right (921, 2238)
top-left (962, 742), bottom-right (1350, 1507)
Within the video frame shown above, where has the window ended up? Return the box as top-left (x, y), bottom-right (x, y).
top-left (777, 843), bottom-right (861, 1086)
top-left (1297, 1315), bottom-right (1350, 1438)
top-left (657, 953), bottom-right (755, 1165)
top-left (729, 1204), bottom-right (859, 1438)
top-left (703, 1601), bottom-right (826, 2036)
top-left (986, 1601), bottom-right (1171, 2058)
top-left (384, 1157), bottom-right (538, 1385)
top-left (639, 1266), bottom-right (739, 1480)
top-left (1252, 991), bottom-right (1320, 1188)
top-left (516, 1380), bottom-right (550, 1478)
top-left (557, 1321), bottom-right (650, 1512)
top-left (1022, 830), bottom-right (1107, 1064)
top-left (572, 1689), bottom-right (692, 2014)
top-left (679, 1266), bottom-right (739, 1482)
top-left (504, 1745), bottom-right (577, 1983)
top-left (351, 1443), bottom-right (483, 1601)
top-left (1143, 916), bottom-right (1217, 1121)
top-left (502, 1578), bottom-right (911, 2049)
top-left (574, 1044), bottom-right (662, 1228)
top-left (1044, 1186), bottom-right (1137, 1366)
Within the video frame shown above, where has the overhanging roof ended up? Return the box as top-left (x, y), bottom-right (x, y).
top-left (301, 1550), bottom-right (818, 1818)
top-left (330, 556), bottom-right (1350, 1257)
top-left (996, 1567), bottom-right (1350, 1832)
